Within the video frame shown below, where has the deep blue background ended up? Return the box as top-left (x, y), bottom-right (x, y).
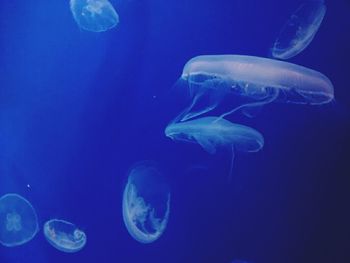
top-left (0, 0), bottom-right (349, 262)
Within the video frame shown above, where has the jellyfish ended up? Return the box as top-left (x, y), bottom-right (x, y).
top-left (178, 55), bottom-right (334, 121)
top-left (43, 219), bottom-right (86, 253)
top-left (271, 1), bottom-right (326, 60)
top-left (0, 193), bottom-right (39, 247)
top-left (70, 0), bottom-right (119, 32)
top-left (165, 116), bottom-right (264, 178)
top-left (122, 162), bottom-right (170, 244)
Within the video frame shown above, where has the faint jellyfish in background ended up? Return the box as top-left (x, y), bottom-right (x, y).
top-left (70, 0), bottom-right (119, 32)
top-left (0, 193), bottom-right (39, 247)
top-left (177, 55), bottom-right (334, 122)
top-left (165, 116), bottom-right (264, 178)
top-left (43, 219), bottom-right (86, 253)
top-left (271, 1), bottom-right (327, 60)
top-left (122, 162), bottom-right (170, 244)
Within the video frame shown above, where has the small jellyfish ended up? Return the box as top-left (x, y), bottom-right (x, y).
top-left (43, 219), bottom-right (86, 253)
top-left (178, 55), bottom-right (334, 121)
top-left (122, 162), bottom-right (170, 244)
top-left (0, 193), bottom-right (39, 247)
top-left (272, 1), bottom-right (327, 60)
top-left (165, 116), bottom-right (264, 178)
top-left (70, 0), bottom-right (119, 32)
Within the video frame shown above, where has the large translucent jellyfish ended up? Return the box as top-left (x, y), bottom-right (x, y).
top-left (272, 1), bottom-right (327, 60)
top-left (43, 219), bottom-right (87, 253)
top-left (179, 55), bottom-right (334, 121)
top-left (0, 193), bottom-right (39, 247)
top-left (122, 162), bottom-right (170, 244)
top-left (70, 0), bottom-right (119, 32)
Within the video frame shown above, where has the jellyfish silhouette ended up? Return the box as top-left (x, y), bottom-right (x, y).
top-left (165, 116), bottom-right (264, 178)
top-left (70, 0), bottom-right (119, 32)
top-left (0, 193), bottom-right (39, 247)
top-left (122, 162), bottom-right (170, 244)
top-left (178, 55), bottom-right (334, 121)
top-left (272, 1), bottom-right (327, 60)
top-left (43, 219), bottom-right (86, 253)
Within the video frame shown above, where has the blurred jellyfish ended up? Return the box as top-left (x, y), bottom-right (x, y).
top-left (272, 1), bottom-right (327, 60)
top-left (178, 55), bottom-right (334, 121)
top-left (0, 193), bottom-right (39, 247)
top-left (165, 116), bottom-right (264, 178)
top-left (166, 116), bottom-right (264, 154)
top-left (43, 219), bottom-right (86, 253)
top-left (122, 162), bottom-right (170, 244)
top-left (70, 0), bottom-right (119, 32)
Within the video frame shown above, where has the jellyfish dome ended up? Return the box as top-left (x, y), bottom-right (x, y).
top-left (272, 1), bottom-right (327, 60)
top-left (122, 162), bottom-right (170, 244)
top-left (0, 193), bottom-right (39, 247)
top-left (43, 219), bottom-right (87, 253)
top-left (70, 0), bottom-right (119, 32)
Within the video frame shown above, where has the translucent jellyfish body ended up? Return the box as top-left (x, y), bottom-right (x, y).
top-left (43, 219), bottom-right (87, 253)
top-left (165, 116), bottom-right (264, 155)
top-left (180, 55), bottom-right (334, 121)
top-left (0, 193), bottom-right (39, 247)
top-left (122, 162), bottom-right (170, 244)
top-left (70, 0), bottom-right (119, 32)
top-left (272, 1), bottom-right (327, 60)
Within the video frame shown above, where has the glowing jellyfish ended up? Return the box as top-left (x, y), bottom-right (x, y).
top-left (70, 0), bottom-right (119, 32)
top-left (165, 116), bottom-right (263, 178)
top-left (43, 219), bottom-right (86, 253)
top-left (179, 55), bottom-right (334, 121)
top-left (0, 193), bottom-right (39, 247)
top-left (122, 162), bottom-right (170, 244)
top-left (272, 1), bottom-right (327, 60)
top-left (165, 116), bottom-right (264, 154)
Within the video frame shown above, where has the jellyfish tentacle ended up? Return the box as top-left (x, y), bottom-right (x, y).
top-left (180, 78), bottom-right (228, 122)
top-left (228, 145), bottom-right (235, 183)
top-left (214, 87), bottom-right (279, 122)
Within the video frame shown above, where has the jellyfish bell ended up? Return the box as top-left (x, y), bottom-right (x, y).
top-left (0, 193), bottom-right (39, 247)
top-left (272, 1), bottom-right (327, 60)
top-left (179, 55), bottom-right (334, 121)
top-left (122, 162), bottom-right (170, 244)
top-left (70, 0), bottom-right (119, 32)
top-left (43, 219), bottom-right (86, 253)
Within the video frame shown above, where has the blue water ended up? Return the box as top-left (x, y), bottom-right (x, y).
top-left (0, 0), bottom-right (349, 262)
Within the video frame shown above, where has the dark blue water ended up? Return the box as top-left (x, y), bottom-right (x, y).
top-left (0, 0), bottom-right (349, 262)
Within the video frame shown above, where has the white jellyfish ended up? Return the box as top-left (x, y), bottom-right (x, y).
top-left (43, 219), bottom-right (87, 253)
top-left (0, 193), bottom-right (39, 247)
top-left (178, 55), bottom-right (334, 121)
top-left (122, 162), bottom-right (170, 244)
top-left (70, 0), bottom-right (119, 32)
top-left (272, 1), bottom-right (327, 60)
top-left (165, 116), bottom-right (264, 178)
